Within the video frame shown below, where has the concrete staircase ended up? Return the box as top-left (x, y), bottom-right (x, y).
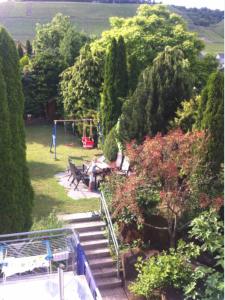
top-left (58, 212), bottom-right (127, 299)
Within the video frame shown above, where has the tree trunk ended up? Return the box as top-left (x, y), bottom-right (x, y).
top-left (169, 216), bottom-right (177, 248)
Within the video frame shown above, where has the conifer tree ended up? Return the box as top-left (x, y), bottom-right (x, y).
top-left (101, 37), bottom-right (128, 136)
top-left (17, 42), bottom-right (24, 58)
top-left (119, 46), bottom-right (191, 143)
top-left (116, 36), bottom-right (128, 99)
top-left (199, 71), bottom-right (224, 173)
top-left (145, 46), bottom-right (191, 136)
top-left (0, 59), bottom-right (18, 233)
top-left (26, 39), bottom-right (32, 56)
top-left (101, 38), bottom-right (118, 136)
top-left (128, 55), bottom-right (139, 94)
top-left (0, 27), bottom-right (33, 233)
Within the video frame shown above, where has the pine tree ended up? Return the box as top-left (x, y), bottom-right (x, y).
top-left (26, 39), bottom-right (32, 56)
top-left (17, 42), bottom-right (24, 58)
top-left (200, 71), bottom-right (224, 173)
top-left (0, 59), bottom-right (18, 233)
top-left (0, 27), bottom-right (33, 233)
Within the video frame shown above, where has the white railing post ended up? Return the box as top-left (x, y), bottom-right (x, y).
top-left (58, 266), bottom-right (64, 300)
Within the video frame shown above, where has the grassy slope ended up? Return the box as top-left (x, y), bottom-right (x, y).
top-left (26, 124), bottom-right (101, 219)
top-left (0, 2), bottom-right (138, 41)
top-left (0, 2), bottom-right (223, 53)
top-left (170, 6), bottom-right (224, 54)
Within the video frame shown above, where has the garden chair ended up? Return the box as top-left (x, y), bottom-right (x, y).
top-left (109, 151), bottom-right (124, 170)
top-left (67, 156), bottom-right (88, 181)
top-left (115, 156), bottom-right (130, 176)
top-left (69, 162), bottom-right (89, 190)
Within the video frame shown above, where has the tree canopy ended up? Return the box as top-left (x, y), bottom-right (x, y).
top-left (60, 44), bottom-right (103, 119)
top-left (91, 5), bottom-right (203, 77)
top-left (24, 13), bottom-right (89, 117)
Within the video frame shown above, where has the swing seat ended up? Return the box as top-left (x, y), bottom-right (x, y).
top-left (82, 137), bottom-right (94, 149)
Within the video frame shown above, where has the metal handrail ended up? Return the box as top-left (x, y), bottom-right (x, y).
top-left (100, 191), bottom-right (120, 278)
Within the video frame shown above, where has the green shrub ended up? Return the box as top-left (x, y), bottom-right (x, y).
top-left (20, 54), bottom-right (29, 69)
top-left (103, 126), bottom-right (118, 161)
top-left (31, 210), bottom-right (64, 231)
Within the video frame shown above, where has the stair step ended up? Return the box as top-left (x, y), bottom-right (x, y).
top-left (81, 239), bottom-right (108, 250)
top-left (92, 267), bottom-right (117, 279)
top-left (96, 277), bottom-right (122, 290)
top-left (85, 248), bottom-right (110, 259)
top-left (66, 221), bottom-right (106, 233)
top-left (79, 230), bottom-right (106, 241)
top-left (58, 212), bottom-right (100, 223)
top-left (89, 257), bottom-right (115, 269)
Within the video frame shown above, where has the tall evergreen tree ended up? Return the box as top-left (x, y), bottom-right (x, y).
top-left (116, 36), bottom-right (128, 99)
top-left (17, 42), bottom-right (24, 58)
top-left (101, 38), bottom-right (118, 136)
top-left (119, 46), bottom-right (191, 143)
top-left (128, 55), bottom-right (140, 94)
top-left (145, 46), bottom-right (191, 136)
top-left (199, 71), bottom-right (224, 173)
top-left (0, 59), bottom-right (18, 233)
top-left (101, 37), bottom-right (128, 136)
top-left (0, 27), bottom-right (33, 233)
top-left (26, 39), bottom-right (32, 56)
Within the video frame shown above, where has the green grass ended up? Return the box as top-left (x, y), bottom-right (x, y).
top-left (26, 124), bottom-right (101, 220)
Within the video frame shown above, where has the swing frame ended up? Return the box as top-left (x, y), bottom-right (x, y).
top-left (50, 119), bottom-right (93, 160)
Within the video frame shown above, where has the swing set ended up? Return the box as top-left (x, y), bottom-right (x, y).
top-left (50, 119), bottom-right (95, 160)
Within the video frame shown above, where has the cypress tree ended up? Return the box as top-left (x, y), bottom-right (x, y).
top-left (116, 36), bottom-right (128, 99)
top-left (0, 59), bottom-right (18, 233)
top-left (0, 27), bottom-right (33, 233)
top-left (200, 71), bottom-right (224, 173)
top-left (128, 55), bottom-right (139, 94)
top-left (101, 38), bottom-right (118, 136)
top-left (101, 37), bottom-right (128, 136)
top-left (26, 39), bottom-right (32, 56)
top-left (17, 42), bottom-right (24, 58)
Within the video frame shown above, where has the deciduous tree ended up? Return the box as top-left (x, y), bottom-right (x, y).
top-left (60, 44), bottom-right (103, 118)
top-left (112, 129), bottom-right (205, 247)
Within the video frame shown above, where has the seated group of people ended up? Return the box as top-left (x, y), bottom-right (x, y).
top-left (68, 152), bottom-right (130, 192)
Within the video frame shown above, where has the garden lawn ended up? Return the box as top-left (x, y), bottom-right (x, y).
top-left (26, 124), bottom-right (101, 220)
